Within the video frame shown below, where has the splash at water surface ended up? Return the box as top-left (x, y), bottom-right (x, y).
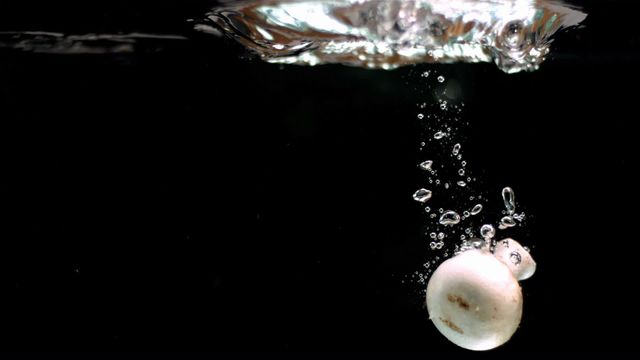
top-left (206, 0), bottom-right (586, 73)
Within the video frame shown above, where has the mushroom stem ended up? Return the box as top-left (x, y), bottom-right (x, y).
top-left (492, 238), bottom-right (536, 281)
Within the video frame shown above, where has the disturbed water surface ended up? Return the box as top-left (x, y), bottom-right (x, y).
top-left (207, 0), bottom-right (586, 73)
top-left (0, 1), bottom-right (586, 73)
top-left (0, 31), bottom-right (188, 54)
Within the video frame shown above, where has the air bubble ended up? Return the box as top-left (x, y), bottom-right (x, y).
top-left (480, 224), bottom-right (495, 240)
top-left (452, 143), bottom-right (461, 155)
top-left (439, 210), bottom-right (461, 226)
top-left (500, 215), bottom-right (516, 228)
top-left (413, 188), bottom-right (432, 203)
top-left (419, 160), bottom-right (433, 171)
top-left (501, 20), bottom-right (526, 50)
top-left (513, 213), bottom-right (526, 222)
top-left (502, 187), bottom-right (516, 215)
top-left (510, 251), bottom-right (522, 265)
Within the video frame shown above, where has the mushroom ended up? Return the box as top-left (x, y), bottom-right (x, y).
top-left (426, 238), bottom-right (536, 350)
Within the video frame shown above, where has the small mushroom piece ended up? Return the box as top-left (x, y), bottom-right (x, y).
top-left (426, 240), bottom-right (535, 351)
top-left (493, 238), bottom-right (536, 280)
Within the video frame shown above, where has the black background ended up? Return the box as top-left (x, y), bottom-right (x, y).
top-left (0, 0), bottom-right (636, 353)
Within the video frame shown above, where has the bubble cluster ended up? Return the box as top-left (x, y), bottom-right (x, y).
top-left (406, 71), bottom-right (531, 289)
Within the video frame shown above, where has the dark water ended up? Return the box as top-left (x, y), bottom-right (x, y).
top-left (0, 0), bottom-right (636, 353)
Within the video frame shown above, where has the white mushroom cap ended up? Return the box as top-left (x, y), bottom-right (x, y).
top-left (493, 238), bottom-right (536, 280)
top-left (426, 249), bottom-right (523, 351)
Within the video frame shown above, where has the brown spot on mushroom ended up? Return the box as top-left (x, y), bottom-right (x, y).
top-left (447, 293), bottom-right (470, 310)
top-left (439, 317), bottom-right (464, 334)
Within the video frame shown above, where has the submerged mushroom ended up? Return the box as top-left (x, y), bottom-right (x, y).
top-left (426, 238), bottom-right (536, 351)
